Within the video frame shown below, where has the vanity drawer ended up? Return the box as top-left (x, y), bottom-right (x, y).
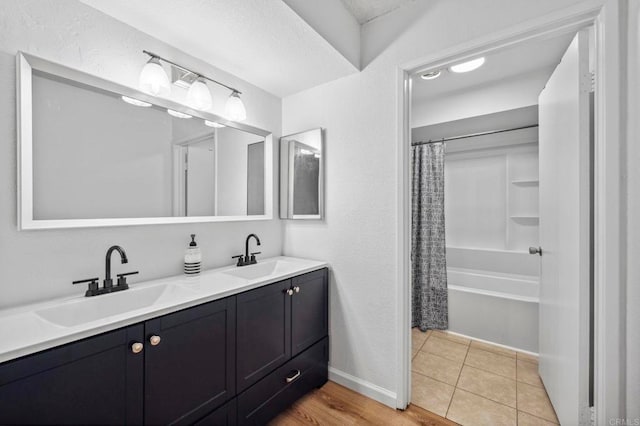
top-left (237, 337), bottom-right (328, 425)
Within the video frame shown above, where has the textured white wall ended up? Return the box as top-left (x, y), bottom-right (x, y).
top-left (282, 0), bottom-right (602, 400)
top-left (0, 0), bottom-right (282, 308)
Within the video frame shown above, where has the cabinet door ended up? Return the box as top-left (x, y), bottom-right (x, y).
top-left (145, 297), bottom-right (236, 425)
top-left (236, 279), bottom-right (291, 392)
top-left (0, 325), bottom-right (144, 425)
top-left (291, 268), bottom-right (328, 356)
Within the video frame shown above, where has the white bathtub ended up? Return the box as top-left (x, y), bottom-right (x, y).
top-left (446, 247), bottom-right (540, 353)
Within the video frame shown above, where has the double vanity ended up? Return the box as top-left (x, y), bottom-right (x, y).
top-left (0, 257), bottom-right (328, 425)
top-left (6, 48), bottom-right (328, 425)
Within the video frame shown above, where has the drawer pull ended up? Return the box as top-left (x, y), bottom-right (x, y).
top-left (131, 342), bottom-right (144, 354)
top-left (293, 286), bottom-right (300, 293)
top-left (285, 369), bottom-right (301, 383)
top-left (149, 335), bottom-right (161, 346)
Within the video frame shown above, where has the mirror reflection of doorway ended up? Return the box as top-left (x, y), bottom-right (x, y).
top-left (247, 141), bottom-right (265, 215)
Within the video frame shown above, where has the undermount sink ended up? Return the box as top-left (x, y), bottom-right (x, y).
top-left (222, 260), bottom-right (297, 280)
top-left (36, 284), bottom-right (175, 327)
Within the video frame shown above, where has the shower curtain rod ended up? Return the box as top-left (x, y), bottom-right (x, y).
top-left (411, 124), bottom-right (538, 146)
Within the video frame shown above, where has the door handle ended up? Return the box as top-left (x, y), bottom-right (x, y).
top-left (285, 369), bottom-right (301, 383)
top-left (529, 246), bottom-right (543, 256)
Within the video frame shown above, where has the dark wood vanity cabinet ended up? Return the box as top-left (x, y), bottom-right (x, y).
top-left (236, 279), bottom-right (292, 392)
top-left (0, 267), bottom-right (328, 425)
top-left (144, 297), bottom-right (236, 425)
top-left (236, 268), bottom-right (329, 425)
top-left (0, 325), bottom-right (144, 425)
top-left (291, 269), bottom-right (329, 357)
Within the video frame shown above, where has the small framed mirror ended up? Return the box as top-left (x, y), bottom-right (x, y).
top-left (280, 128), bottom-right (323, 219)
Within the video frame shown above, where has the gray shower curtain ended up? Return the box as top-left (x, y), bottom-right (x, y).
top-left (411, 142), bottom-right (448, 331)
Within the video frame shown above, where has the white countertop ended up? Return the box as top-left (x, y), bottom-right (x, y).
top-left (0, 256), bottom-right (327, 364)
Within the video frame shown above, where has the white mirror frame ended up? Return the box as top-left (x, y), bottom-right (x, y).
top-left (279, 128), bottom-right (324, 220)
top-left (16, 52), bottom-right (273, 230)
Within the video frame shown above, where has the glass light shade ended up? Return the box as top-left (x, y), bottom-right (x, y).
top-left (121, 96), bottom-right (151, 107)
top-left (186, 77), bottom-right (212, 110)
top-left (139, 57), bottom-right (170, 96)
top-left (204, 120), bottom-right (225, 128)
top-left (450, 57), bottom-right (485, 73)
top-left (224, 92), bottom-right (247, 122)
top-left (167, 109), bottom-right (192, 119)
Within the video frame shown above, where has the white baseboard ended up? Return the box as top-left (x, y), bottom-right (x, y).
top-left (328, 366), bottom-right (397, 409)
top-left (444, 329), bottom-right (539, 357)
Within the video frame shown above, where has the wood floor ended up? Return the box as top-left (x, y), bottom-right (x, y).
top-left (269, 381), bottom-right (457, 426)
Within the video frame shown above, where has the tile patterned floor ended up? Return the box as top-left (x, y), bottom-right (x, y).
top-left (411, 328), bottom-right (560, 425)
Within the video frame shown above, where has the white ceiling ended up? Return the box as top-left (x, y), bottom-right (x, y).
top-left (412, 32), bottom-right (576, 101)
top-left (80, 0), bottom-right (359, 97)
top-left (340, 0), bottom-right (417, 24)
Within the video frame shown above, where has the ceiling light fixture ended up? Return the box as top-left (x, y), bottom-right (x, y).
top-left (204, 120), bottom-right (225, 128)
top-left (450, 57), bottom-right (485, 73)
top-left (121, 96), bottom-right (152, 107)
top-left (139, 50), bottom-right (247, 121)
top-left (420, 70), bottom-right (441, 80)
top-left (138, 57), bottom-right (170, 96)
top-left (167, 109), bottom-right (192, 119)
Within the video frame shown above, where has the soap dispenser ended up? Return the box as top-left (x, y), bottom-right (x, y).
top-left (184, 234), bottom-right (201, 275)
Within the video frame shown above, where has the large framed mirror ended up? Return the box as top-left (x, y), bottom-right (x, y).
top-left (280, 128), bottom-right (323, 219)
top-left (17, 52), bottom-right (272, 229)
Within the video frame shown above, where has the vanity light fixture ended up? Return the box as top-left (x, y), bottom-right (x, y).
top-left (204, 120), bottom-right (225, 128)
top-left (224, 91), bottom-right (247, 122)
top-left (450, 57), bottom-right (485, 73)
top-left (121, 96), bottom-right (152, 107)
top-left (186, 77), bottom-right (213, 110)
top-left (140, 50), bottom-right (247, 121)
top-left (420, 70), bottom-right (441, 80)
top-left (138, 57), bottom-right (171, 96)
top-left (167, 109), bottom-right (192, 119)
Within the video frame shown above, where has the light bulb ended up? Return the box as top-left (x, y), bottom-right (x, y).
top-left (224, 91), bottom-right (246, 122)
top-left (139, 57), bottom-right (170, 96)
top-left (186, 77), bottom-right (212, 110)
top-left (204, 120), bottom-right (225, 128)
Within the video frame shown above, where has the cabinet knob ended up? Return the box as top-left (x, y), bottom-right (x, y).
top-left (149, 335), bottom-right (161, 346)
top-left (293, 286), bottom-right (300, 293)
top-left (131, 342), bottom-right (144, 354)
top-left (286, 289), bottom-right (294, 296)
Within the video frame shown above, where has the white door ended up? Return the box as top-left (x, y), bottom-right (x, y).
top-left (538, 29), bottom-right (591, 425)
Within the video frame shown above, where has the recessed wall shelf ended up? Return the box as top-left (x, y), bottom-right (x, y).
top-left (511, 179), bottom-right (539, 185)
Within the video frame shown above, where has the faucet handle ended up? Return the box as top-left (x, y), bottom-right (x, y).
top-left (116, 271), bottom-right (138, 288)
top-left (72, 277), bottom-right (100, 297)
top-left (249, 252), bottom-right (261, 264)
top-left (232, 254), bottom-right (245, 267)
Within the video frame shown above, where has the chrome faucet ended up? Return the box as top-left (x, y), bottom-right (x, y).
top-left (232, 234), bottom-right (261, 266)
